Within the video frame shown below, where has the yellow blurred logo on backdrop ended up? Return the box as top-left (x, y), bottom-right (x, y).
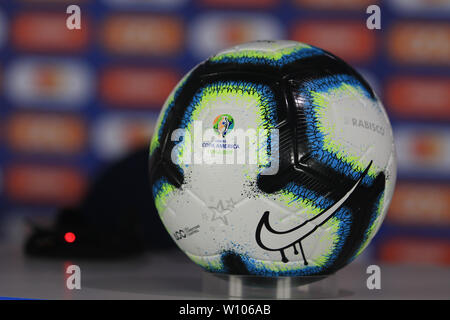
top-left (102, 15), bottom-right (183, 56)
top-left (294, 0), bottom-right (376, 10)
top-left (380, 238), bottom-right (450, 266)
top-left (411, 133), bottom-right (446, 164)
top-left (388, 22), bottom-right (450, 66)
top-left (291, 20), bottom-right (376, 63)
top-left (100, 67), bottom-right (179, 108)
top-left (395, 127), bottom-right (450, 175)
top-left (101, 0), bottom-right (185, 8)
top-left (5, 58), bottom-right (94, 108)
top-left (199, 0), bottom-right (278, 8)
top-left (12, 12), bottom-right (89, 53)
top-left (7, 113), bottom-right (86, 155)
top-left (5, 165), bottom-right (86, 206)
top-left (386, 77), bottom-right (450, 120)
top-left (92, 115), bottom-right (157, 160)
top-left (189, 14), bottom-right (283, 59)
top-left (389, 183), bottom-right (450, 226)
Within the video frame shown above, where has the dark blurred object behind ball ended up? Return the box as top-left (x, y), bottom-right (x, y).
top-left (25, 147), bottom-right (175, 258)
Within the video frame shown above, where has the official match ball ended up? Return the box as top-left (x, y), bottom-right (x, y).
top-left (148, 40), bottom-right (396, 277)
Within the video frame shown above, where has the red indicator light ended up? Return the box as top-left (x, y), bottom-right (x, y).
top-left (64, 232), bottom-right (76, 243)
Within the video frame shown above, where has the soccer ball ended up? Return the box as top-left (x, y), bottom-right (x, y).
top-left (149, 40), bottom-right (396, 277)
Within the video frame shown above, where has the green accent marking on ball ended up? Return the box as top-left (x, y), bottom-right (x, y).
top-left (277, 191), bottom-right (324, 218)
top-left (174, 82), bottom-right (276, 173)
top-left (149, 73), bottom-right (191, 156)
top-left (354, 192), bottom-right (385, 258)
top-left (311, 83), bottom-right (379, 178)
top-left (210, 44), bottom-right (313, 62)
top-left (314, 217), bottom-right (340, 267)
top-left (150, 96), bottom-right (174, 155)
top-left (154, 181), bottom-right (176, 217)
top-left (273, 190), bottom-right (342, 268)
top-left (185, 252), bottom-right (224, 271)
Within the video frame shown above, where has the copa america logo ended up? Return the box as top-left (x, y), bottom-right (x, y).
top-left (213, 114), bottom-right (234, 138)
top-left (170, 115), bottom-right (279, 175)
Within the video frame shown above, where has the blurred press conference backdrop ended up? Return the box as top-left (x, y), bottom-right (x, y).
top-left (0, 0), bottom-right (449, 265)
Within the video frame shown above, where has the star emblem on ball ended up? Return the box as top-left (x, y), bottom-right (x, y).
top-left (208, 198), bottom-right (237, 225)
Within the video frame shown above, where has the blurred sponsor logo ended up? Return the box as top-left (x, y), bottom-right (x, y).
top-left (7, 113), bottom-right (86, 155)
top-left (92, 114), bottom-right (157, 160)
top-left (379, 238), bottom-right (450, 265)
top-left (395, 126), bottom-right (450, 175)
top-left (102, 0), bottom-right (186, 8)
top-left (386, 77), bottom-right (450, 120)
top-left (294, 0), bottom-right (375, 10)
top-left (12, 12), bottom-right (88, 53)
top-left (5, 165), bottom-right (86, 206)
top-left (5, 58), bottom-right (94, 109)
top-left (189, 14), bottom-right (283, 59)
top-left (389, 0), bottom-right (450, 14)
top-left (389, 183), bottom-right (450, 226)
top-left (0, 10), bottom-right (7, 48)
top-left (102, 15), bottom-right (183, 56)
top-left (291, 21), bottom-right (376, 63)
top-left (100, 67), bottom-right (178, 108)
top-left (388, 23), bottom-right (450, 66)
top-left (199, 0), bottom-right (278, 8)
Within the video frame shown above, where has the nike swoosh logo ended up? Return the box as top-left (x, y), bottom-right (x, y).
top-left (255, 161), bottom-right (372, 264)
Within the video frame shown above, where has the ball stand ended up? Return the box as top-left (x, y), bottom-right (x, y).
top-left (202, 272), bottom-right (339, 299)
